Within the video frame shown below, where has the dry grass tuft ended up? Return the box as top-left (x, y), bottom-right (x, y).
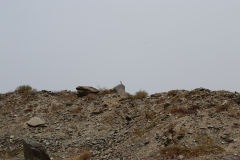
top-left (135, 90), bottom-right (148, 99)
top-left (168, 105), bottom-right (199, 115)
top-left (127, 90), bottom-right (148, 99)
top-left (67, 151), bottom-right (92, 160)
top-left (15, 85), bottom-right (36, 96)
top-left (161, 134), bottom-right (223, 158)
top-left (161, 139), bottom-right (223, 158)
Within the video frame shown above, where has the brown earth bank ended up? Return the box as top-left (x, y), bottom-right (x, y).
top-left (0, 87), bottom-right (240, 160)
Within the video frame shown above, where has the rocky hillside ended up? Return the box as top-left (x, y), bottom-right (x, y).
top-left (1, 87), bottom-right (240, 160)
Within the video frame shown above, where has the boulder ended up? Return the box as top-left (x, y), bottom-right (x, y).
top-left (27, 117), bottom-right (46, 127)
top-left (23, 138), bottom-right (50, 160)
top-left (76, 86), bottom-right (99, 97)
top-left (113, 82), bottom-right (125, 94)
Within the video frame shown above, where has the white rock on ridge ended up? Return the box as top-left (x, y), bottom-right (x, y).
top-left (76, 86), bottom-right (99, 97)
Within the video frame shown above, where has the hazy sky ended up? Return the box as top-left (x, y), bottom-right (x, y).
top-left (1, 0), bottom-right (240, 94)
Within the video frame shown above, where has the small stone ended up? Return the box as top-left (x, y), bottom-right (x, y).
top-left (178, 155), bottom-right (184, 159)
top-left (27, 117), bottom-right (46, 127)
top-left (55, 127), bottom-right (61, 130)
top-left (207, 125), bottom-right (214, 128)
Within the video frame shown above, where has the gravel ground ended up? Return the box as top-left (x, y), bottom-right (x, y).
top-left (1, 88), bottom-right (240, 160)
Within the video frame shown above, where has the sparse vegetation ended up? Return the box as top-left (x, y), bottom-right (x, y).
top-left (160, 144), bottom-right (223, 159)
top-left (135, 90), bottom-right (148, 99)
top-left (127, 90), bottom-right (148, 99)
top-left (15, 85), bottom-right (36, 95)
top-left (160, 135), bottom-right (224, 158)
top-left (67, 151), bottom-right (92, 160)
top-left (168, 105), bottom-right (199, 115)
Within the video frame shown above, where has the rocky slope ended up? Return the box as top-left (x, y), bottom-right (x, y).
top-left (0, 88), bottom-right (240, 160)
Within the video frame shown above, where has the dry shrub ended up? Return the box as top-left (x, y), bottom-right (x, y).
top-left (135, 90), bottom-right (148, 99)
top-left (161, 143), bottom-right (223, 158)
top-left (215, 105), bottom-right (229, 113)
top-left (15, 85), bottom-right (36, 96)
top-left (169, 105), bottom-right (199, 115)
top-left (127, 90), bottom-right (148, 99)
top-left (67, 151), bottom-right (92, 160)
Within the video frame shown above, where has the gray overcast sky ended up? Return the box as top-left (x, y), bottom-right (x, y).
top-left (0, 0), bottom-right (240, 94)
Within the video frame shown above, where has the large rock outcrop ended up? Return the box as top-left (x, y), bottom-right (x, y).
top-left (76, 86), bottom-right (99, 97)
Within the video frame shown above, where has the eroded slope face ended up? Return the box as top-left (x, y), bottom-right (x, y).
top-left (0, 88), bottom-right (240, 160)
